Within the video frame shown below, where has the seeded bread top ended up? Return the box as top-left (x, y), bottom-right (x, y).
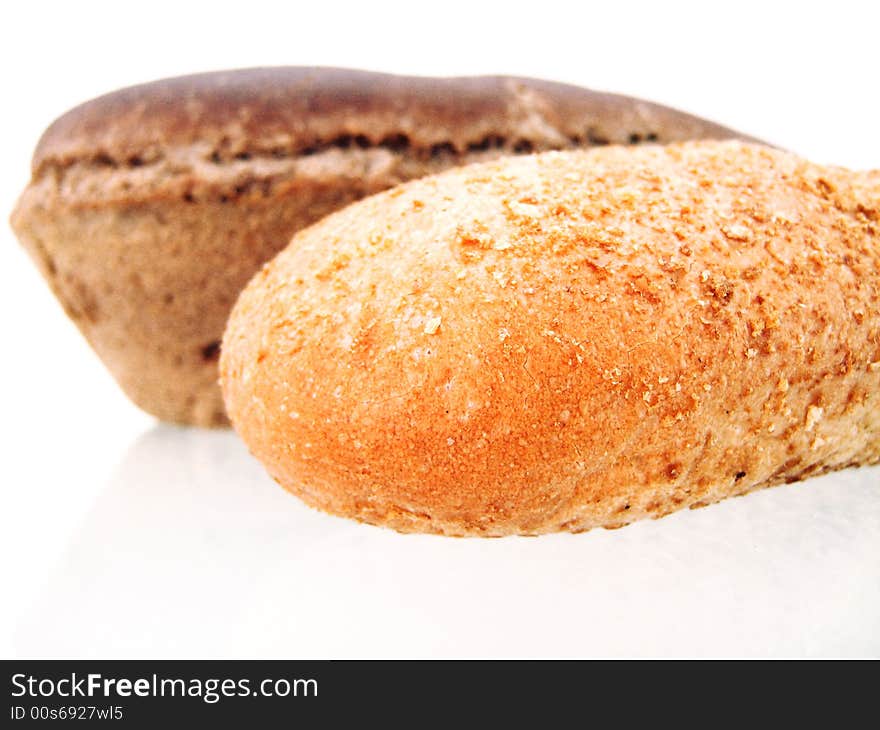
top-left (220, 141), bottom-right (880, 535)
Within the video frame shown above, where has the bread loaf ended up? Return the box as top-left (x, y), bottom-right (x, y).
top-left (221, 141), bottom-right (880, 536)
top-left (10, 67), bottom-right (754, 426)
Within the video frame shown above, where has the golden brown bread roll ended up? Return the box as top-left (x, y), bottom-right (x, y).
top-left (221, 141), bottom-right (880, 536)
top-left (10, 67), bottom-right (755, 426)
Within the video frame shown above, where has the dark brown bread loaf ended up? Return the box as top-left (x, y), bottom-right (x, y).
top-left (11, 67), bottom-right (754, 426)
top-left (221, 141), bottom-right (879, 536)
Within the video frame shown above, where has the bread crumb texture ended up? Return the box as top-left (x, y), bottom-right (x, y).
top-left (221, 141), bottom-right (880, 536)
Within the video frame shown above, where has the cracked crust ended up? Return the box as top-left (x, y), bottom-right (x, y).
top-left (221, 141), bottom-right (880, 536)
top-left (31, 67), bottom-right (752, 175)
top-left (11, 67), bottom-right (756, 426)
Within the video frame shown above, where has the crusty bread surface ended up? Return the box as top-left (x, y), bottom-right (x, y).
top-left (10, 67), bottom-right (754, 426)
top-left (221, 141), bottom-right (880, 536)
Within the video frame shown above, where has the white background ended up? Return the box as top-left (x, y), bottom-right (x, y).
top-left (1, 0), bottom-right (878, 658)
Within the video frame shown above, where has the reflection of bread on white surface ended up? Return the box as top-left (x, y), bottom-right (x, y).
top-left (222, 141), bottom-right (880, 536)
top-left (15, 427), bottom-right (880, 657)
